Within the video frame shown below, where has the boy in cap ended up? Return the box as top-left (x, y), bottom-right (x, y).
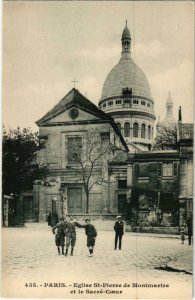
top-left (77, 218), bottom-right (97, 257)
top-left (52, 217), bottom-right (66, 255)
top-left (63, 215), bottom-right (77, 256)
top-left (114, 216), bottom-right (124, 250)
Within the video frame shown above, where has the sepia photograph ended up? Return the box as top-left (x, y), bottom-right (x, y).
top-left (2, 1), bottom-right (194, 299)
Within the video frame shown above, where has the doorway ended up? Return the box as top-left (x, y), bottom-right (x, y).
top-left (118, 194), bottom-right (127, 214)
top-left (67, 187), bottom-right (82, 213)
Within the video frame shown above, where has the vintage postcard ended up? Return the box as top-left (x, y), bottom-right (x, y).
top-left (2, 1), bottom-right (193, 299)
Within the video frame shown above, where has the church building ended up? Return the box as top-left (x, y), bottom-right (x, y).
top-left (30, 22), bottom-right (193, 232)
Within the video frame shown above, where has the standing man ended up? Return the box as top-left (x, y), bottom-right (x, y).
top-left (47, 212), bottom-right (51, 226)
top-left (187, 214), bottom-right (193, 245)
top-left (114, 216), bottom-right (124, 250)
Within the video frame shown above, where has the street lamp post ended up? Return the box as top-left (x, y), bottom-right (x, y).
top-left (59, 189), bottom-right (67, 217)
top-left (51, 195), bottom-right (57, 226)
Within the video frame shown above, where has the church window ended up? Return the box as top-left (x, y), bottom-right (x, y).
top-left (133, 123), bottom-right (138, 137)
top-left (116, 123), bottom-right (121, 132)
top-left (69, 108), bottom-right (79, 120)
top-left (162, 163), bottom-right (173, 177)
top-left (101, 132), bottom-right (110, 146)
top-left (124, 122), bottom-right (130, 137)
top-left (103, 103), bottom-right (106, 108)
top-left (124, 99), bottom-right (131, 105)
top-left (133, 99), bottom-right (139, 104)
top-left (118, 179), bottom-right (127, 189)
top-left (157, 163), bottom-right (162, 177)
top-left (147, 103), bottom-right (150, 107)
top-left (108, 100), bottom-right (113, 106)
top-left (148, 125), bottom-right (151, 140)
top-left (173, 162), bottom-right (178, 176)
top-left (141, 100), bottom-right (146, 105)
top-left (138, 163), bottom-right (149, 177)
top-left (67, 137), bottom-right (82, 164)
top-left (116, 99), bottom-right (122, 105)
top-left (141, 124), bottom-right (146, 138)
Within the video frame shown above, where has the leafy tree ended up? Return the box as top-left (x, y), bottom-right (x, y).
top-left (153, 124), bottom-right (177, 150)
top-left (2, 126), bottom-right (47, 196)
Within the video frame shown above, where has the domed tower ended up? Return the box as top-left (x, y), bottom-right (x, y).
top-left (98, 21), bottom-right (156, 150)
top-left (165, 92), bottom-right (176, 124)
top-left (156, 92), bottom-right (176, 129)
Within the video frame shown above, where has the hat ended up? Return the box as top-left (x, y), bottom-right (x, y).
top-left (116, 216), bottom-right (122, 219)
top-left (85, 218), bottom-right (90, 222)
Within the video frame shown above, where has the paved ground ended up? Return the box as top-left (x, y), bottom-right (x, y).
top-left (1, 223), bottom-right (193, 299)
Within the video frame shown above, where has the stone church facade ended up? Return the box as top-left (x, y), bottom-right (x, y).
top-left (29, 22), bottom-right (193, 231)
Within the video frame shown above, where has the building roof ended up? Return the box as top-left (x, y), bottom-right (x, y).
top-left (36, 88), bottom-right (129, 152)
top-left (167, 91), bottom-right (173, 104)
top-left (99, 23), bottom-right (151, 101)
top-left (36, 88), bottom-right (111, 125)
top-left (121, 21), bottom-right (131, 40)
top-left (100, 56), bottom-right (151, 100)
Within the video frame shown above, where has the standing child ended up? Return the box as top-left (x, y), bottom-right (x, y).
top-left (52, 217), bottom-right (66, 255)
top-left (64, 215), bottom-right (77, 256)
top-left (76, 218), bottom-right (97, 257)
top-left (180, 227), bottom-right (185, 244)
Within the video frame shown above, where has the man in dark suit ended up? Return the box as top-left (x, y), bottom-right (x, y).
top-left (187, 215), bottom-right (193, 245)
top-left (114, 216), bottom-right (124, 250)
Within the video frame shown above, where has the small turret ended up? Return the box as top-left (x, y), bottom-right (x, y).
top-left (121, 20), bottom-right (131, 53)
top-left (166, 91), bottom-right (174, 119)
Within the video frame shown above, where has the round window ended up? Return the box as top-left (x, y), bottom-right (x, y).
top-left (69, 108), bottom-right (79, 120)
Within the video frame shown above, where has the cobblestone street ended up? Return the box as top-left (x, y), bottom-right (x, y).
top-left (1, 223), bottom-right (193, 299)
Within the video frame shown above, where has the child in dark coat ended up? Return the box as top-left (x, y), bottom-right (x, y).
top-left (76, 218), bottom-right (97, 257)
top-left (52, 217), bottom-right (66, 255)
top-left (180, 227), bottom-right (185, 244)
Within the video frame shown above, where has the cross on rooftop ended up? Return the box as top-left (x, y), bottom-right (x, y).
top-left (72, 78), bottom-right (79, 88)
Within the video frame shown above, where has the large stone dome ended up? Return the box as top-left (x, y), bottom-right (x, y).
top-left (101, 55), bottom-right (152, 100)
top-left (99, 22), bottom-right (155, 151)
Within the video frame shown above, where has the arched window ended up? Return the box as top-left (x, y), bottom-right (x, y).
top-left (124, 122), bottom-right (130, 137)
top-left (133, 123), bottom-right (138, 137)
top-left (141, 124), bottom-right (146, 138)
top-left (148, 125), bottom-right (151, 140)
top-left (133, 99), bottom-right (139, 104)
top-left (116, 99), bottom-right (122, 105)
top-left (116, 123), bottom-right (121, 133)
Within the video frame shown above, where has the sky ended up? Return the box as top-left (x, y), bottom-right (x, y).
top-left (3, 1), bottom-right (194, 132)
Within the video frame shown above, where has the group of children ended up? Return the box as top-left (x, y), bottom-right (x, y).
top-left (52, 215), bottom-right (97, 257)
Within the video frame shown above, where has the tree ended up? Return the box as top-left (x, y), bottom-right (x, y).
top-left (2, 127), bottom-right (47, 196)
top-left (71, 129), bottom-right (116, 214)
top-left (153, 124), bottom-right (178, 150)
